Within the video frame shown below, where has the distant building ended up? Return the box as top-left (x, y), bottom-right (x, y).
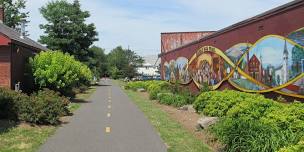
top-left (137, 55), bottom-right (160, 78)
top-left (137, 63), bottom-right (159, 77)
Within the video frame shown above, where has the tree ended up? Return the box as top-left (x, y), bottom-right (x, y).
top-left (39, 0), bottom-right (98, 62)
top-left (107, 46), bottom-right (144, 79)
top-left (84, 46), bottom-right (107, 78)
top-left (0, 0), bottom-right (29, 29)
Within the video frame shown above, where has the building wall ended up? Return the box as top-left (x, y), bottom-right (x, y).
top-left (160, 1), bottom-right (304, 100)
top-left (11, 43), bottom-right (36, 92)
top-left (0, 45), bottom-right (11, 88)
top-left (161, 31), bottom-right (215, 53)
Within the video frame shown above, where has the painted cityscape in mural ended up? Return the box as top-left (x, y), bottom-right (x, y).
top-left (162, 27), bottom-right (304, 97)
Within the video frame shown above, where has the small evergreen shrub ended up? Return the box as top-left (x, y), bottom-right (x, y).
top-left (20, 89), bottom-right (70, 125)
top-left (0, 88), bottom-right (30, 120)
top-left (0, 88), bottom-right (69, 125)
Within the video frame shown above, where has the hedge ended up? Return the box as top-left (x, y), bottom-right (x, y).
top-left (0, 88), bottom-right (69, 125)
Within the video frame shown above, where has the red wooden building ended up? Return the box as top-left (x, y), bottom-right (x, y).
top-left (0, 7), bottom-right (47, 91)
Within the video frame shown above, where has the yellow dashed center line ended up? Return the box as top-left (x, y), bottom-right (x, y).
top-left (107, 113), bottom-right (111, 117)
top-left (105, 127), bottom-right (111, 133)
top-left (108, 105), bottom-right (111, 109)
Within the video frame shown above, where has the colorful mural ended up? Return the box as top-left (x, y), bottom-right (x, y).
top-left (169, 60), bottom-right (176, 82)
top-left (175, 57), bottom-right (191, 84)
top-left (162, 28), bottom-right (304, 98)
top-left (188, 46), bottom-right (228, 89)
top-left (163, 62), bottom-right (170, 81)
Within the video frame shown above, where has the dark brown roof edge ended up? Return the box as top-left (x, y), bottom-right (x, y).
top-left (161, 31), bottom-right (216, 34)
top-left (159, 0), bottom-right (304, 57)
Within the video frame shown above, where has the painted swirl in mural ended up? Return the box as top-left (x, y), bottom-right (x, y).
top-left (164, 27), bottom-right (304, 98)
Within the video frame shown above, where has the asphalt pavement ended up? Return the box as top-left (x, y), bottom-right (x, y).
top-left (39, 79), bottom-right (167, 152)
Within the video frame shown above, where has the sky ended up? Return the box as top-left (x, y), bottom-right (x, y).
top-left (25, 0), bottom-right (293, 56)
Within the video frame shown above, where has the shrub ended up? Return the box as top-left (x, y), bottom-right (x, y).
top-left (0, 88), bottom-right (30, 120)
top-left (193, 90), bottom-right (260, 117)
top-left (226, 97), bottom-right (281, 121)
top-left (278, 138), bottom-right (304, 152)
top-left (125, 81), bottom-right (148, 91)
top-left (0, 88), bottom-right (69, 125)
top-left (19, 89), bottom-right (69, 125)
top-left (173, 95), bottom-right (187, 107)
top-left (147, 84), bottom-right (162, 100)
top-left (30, 51), bottom-right (93, 96)
top-left (158, 93), bottom-right (175, 105)
top-left (211, 118), bottom-right (301, 152)
top-left (157, 93), bottom-right (188, 107)
top-left (147, 81), bottom-right (171, 100)
top-left (260, 102), bottom-right (304, 132)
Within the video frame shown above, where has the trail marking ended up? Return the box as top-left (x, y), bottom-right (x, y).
top-left (105, 127), bottom-right (111, 133)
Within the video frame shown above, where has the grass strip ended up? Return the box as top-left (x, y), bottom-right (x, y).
top-left (116, 80), bottom-right (211, 152)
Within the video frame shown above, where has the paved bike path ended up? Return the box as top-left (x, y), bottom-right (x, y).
top-left (39, 80), bottom-right (167, 152)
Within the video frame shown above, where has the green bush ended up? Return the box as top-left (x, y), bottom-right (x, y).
top-left (260, 102), bottom-right (304, 132)
top-left (157, 93), bottom-right (188, 107)
top-left (125, 81), bottom-right (148, 91)
top-left (173, 95), bottom-right (188, 107)
top-left (0, 88), bottom-right (30, 120)
top-left (211, 118), bottom-right (301, 152)
top-left (193, 90), bottom-right (259, 117)
top-left (278, 138), bottom-right (304, 152)
top-left (30, 51), bottom-right (93, 96)
top-left (20, 89), bottom-right (70, 125)
top-left (147, 81), bottom-right (171, 100)
top-left (226, 97), bottom-right (281, 120)
top-left (0, 88), bottom-right (69, 125)
top-left (158, 93), bottom-right (175, 105)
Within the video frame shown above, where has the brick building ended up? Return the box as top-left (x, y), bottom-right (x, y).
top-left (0, 6), bottom-right (47, 91)
top-left (160, 0), bottom-right (304, 99)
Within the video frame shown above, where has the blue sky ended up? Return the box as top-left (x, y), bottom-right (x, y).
top-left (25, 0), bottom-right (292, 56)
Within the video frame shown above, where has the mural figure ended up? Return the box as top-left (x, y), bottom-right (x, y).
top-left (175, 57), bottom-right (191, 84)
top-left (163, 62), bottom-right (170, 81)
top-left (169, 60), bottom-right (176, 82)
top-left (189, 47), bottom-right (226, 89)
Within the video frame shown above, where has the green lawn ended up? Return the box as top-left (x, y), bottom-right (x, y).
top-left (0, 86), bottom-right (97, 152)
top-left (115, 80), bottom-right (211, 152)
